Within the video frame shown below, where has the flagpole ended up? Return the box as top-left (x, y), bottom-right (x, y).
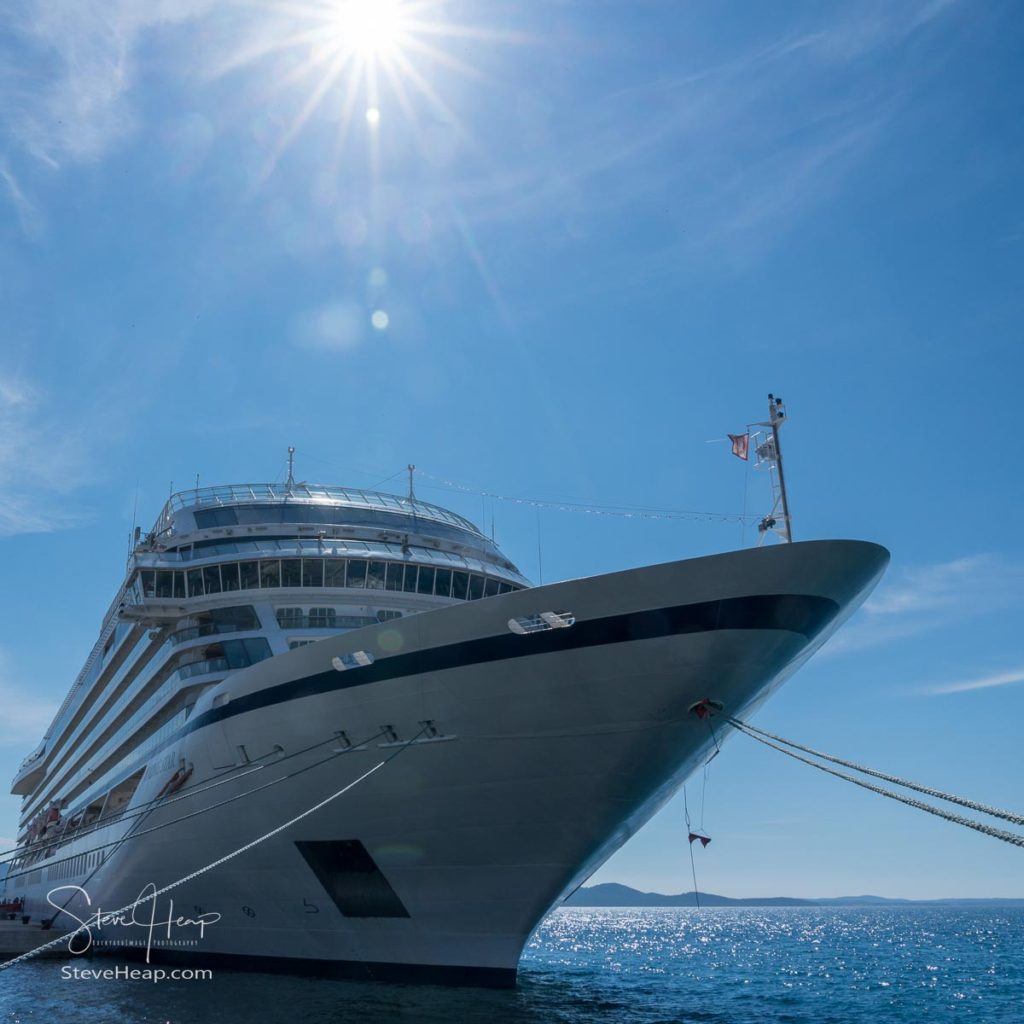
top-left (768, 394), bottom-right (792, 543)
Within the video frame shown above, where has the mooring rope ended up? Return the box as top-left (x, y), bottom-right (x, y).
top-left (729, 718), bottom-right (1024, 828)
top-left (0, 727), bottom-right (426, 971)
top-left (1, 764), bottom-right (267, 865)
top-left (3, 727), bottom-right (390, 884)
top-left (730, 719), bottom-right (1024, 849)
top-left (3, 725), bottom-right (386, 865)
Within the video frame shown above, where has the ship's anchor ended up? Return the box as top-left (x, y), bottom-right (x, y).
top-left (689, 697), bottom-right (723, 720)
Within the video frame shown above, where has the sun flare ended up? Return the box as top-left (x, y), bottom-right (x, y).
top-left (223, 0), bottom-right (519, 182)
top-left (328, 0), bottom-right (407, 58)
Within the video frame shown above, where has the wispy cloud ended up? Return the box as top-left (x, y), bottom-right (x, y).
top-left (863, 555), bottom-right (1009, 615)
top-left (825, 554), bottom-right (1023, 656)
top-left (0, 372), bottom-right (92, 535)
top-left (801, 0), bottom-right (959, 63)
top-left (0, 159), bottom-right (44, 240)
top-left (440, 0), bottom-right (963, 281)
top-left (922, 667), bottom-right (1024, 696)
top-left (1, 1), bottom-right (212, 169)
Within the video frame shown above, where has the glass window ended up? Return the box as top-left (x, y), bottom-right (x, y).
top-left (309, 607), bottom-right (336, 628)
top-left (435, 568), bottom-right (452, 598)
top-left (337, 615), bottom-right (376, 628)
top-left (468, 574), bottom-right (484, 600)
top-left (187, 568), bottom-right (204, 597)
top-left (141, 571), bottom-right (156, 598)
top-left (484, 577), bottom-right (500, 598)
top-left (385, 562), bottom-right (405, 591)
top-left (417, 566), bottom-right (436, 596)
top-left (203, 565), bottom-right (222, 594)
top-left (154, 571), bottom-right (173, 598)
top-left (239, 561), bottom-right (260, 589)
top-left (497, 582), bottom-right (511, 595)
top-left (242, 637), bottom-right (272, 663)
top-left (347, 560), bottom-right (367, 588)
top-left (194, 509), bottom-right (239, 528)
top-left (210, 605), bottom-right (259, 630)
top-left (281, 559), bottom-right (302, 588)
top-left (451, 571), bottom-right (469, 600)
top-left (366, 561), bottom-right (386, 590)
top-left (276, 607), bottom-right (303, 628)
top-left (260, 560), bottom-right (281, 588)
top-left (221, 563), bottom-right (241, 592)
top-left (325, 559), bottom-right (346, 587)
top-left (402, 564), bottom-right (418, 593)
top-left (303, 559), bottom-right (324, 587)
top-left (173, 571), bottom-right (186, 599)
top-left (219, 637), bottom-right (272, 668)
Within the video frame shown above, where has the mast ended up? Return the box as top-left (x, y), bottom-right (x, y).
top-left (407, 464), bottom-right (416, 501)
top-left (768, 394), bottom-right (792, 543)
top-left (749, 393), bottom-right (792, 545)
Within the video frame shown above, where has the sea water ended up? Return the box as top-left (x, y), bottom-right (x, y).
top-left (1, 907), bottom-right (1020, 1023)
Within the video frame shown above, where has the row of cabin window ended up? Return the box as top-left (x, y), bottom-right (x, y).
top-left (276, 609), bottom-right (403, 629)
top-left (140, 559), bottom-right (520, 601)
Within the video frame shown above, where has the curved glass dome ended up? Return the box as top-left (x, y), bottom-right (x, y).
top-left (157, 482), bottom-right (482, 536)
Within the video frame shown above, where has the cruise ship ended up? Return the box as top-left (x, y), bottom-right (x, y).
top-left (3, 464), bottom-right (888, 985)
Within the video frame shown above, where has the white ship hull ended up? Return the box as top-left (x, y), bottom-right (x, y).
top-left (15, 539), bottom-right (886, 985)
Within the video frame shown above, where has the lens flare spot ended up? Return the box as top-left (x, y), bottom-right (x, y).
top-left (378, 628), bottom-right (404, 652)
top-left (371, 309), bottom-right (390, 330)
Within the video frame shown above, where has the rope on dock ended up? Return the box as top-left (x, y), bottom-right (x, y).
top-left (729, 718), bottom-right (1024, 849)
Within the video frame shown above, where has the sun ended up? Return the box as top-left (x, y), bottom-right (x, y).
top-left (327, 0), bottom-right (407, 59)
top-left (220, 0), bottom-right (521, 182)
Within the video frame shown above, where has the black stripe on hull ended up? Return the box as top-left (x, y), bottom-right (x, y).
top-left (184, 593), bottom-right (839, 739)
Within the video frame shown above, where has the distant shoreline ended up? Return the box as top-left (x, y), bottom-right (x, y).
top-left (564, 883), bottom-right (1024, 908)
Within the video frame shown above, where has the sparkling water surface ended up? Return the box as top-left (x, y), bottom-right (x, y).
top-left (1, 907), bottom-right (1020, 1023)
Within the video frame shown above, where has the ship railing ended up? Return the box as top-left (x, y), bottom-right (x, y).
top-left (17, 744), bottom-right (46, 771)
top-left (152, 482), bottom-right (482, 536)
top-left (58, 706), bottom-right (196, 827)
top-left (33, 639), bottom-right (269, 820)
top-left (36, 572), bottom-right (142, 749)
top-left (167, 621), bottom-right (253, 646)
top-left (175, 657), bottom-right (232, 681)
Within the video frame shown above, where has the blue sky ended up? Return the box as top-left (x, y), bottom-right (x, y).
top-left (1, 0), bottom-right (1022, 898)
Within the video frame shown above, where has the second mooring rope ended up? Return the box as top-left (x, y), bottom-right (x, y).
top-left (730, 718), bottom-right (1024, 850)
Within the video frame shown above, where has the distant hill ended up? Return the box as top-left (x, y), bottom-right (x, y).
top-left (564, 884), bottom-right (814, 907)
top-left (564, 883), bottom-right (1024, 908)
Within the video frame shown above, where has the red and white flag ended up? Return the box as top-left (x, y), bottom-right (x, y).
top-left (728, 433), bottom-right (749, 461)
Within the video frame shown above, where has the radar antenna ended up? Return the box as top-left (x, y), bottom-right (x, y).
top-left (286, 446), bottom-right (296, 493)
